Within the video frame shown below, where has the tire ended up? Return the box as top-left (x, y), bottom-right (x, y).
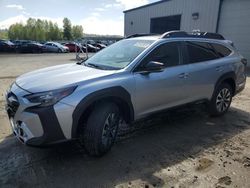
top-left (209, 83), bottom-right (233, 116)
top-left (80, 102), bottom-right (121, 157)
top-left (58, 48), bottom-right (62, 53)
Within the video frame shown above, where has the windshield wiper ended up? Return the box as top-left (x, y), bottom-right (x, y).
top-left (83, 62), bottom-right (121, 70)
top-left (85, 63), bottom-right (104, 69)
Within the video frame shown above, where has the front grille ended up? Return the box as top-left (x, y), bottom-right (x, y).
top-left (6, 92), bottom-right (20, 117)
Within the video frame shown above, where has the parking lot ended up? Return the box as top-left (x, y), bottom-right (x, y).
top-left (0, 53), bottom-right (249, 188)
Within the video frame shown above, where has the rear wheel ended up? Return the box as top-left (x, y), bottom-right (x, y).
top-left (209, 83), bottom-right (233, 116)
top-left (80, 103), bottom-right (121, 157)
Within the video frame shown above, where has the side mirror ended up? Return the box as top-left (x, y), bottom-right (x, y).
top-left (142, 61), bottom-right (165, 73)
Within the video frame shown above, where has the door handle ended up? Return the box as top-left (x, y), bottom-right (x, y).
top-left (178, 73), bottom-right (189, 79)
top-left (178, 73), bottom-right (185, 78)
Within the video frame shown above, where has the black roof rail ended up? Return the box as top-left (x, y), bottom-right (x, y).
top-left (160, 30), bottom-right (225, 40)
top-left (125, 33), bottom-right (159, 39)
top-left (160, 30), bottom-right (188, 38)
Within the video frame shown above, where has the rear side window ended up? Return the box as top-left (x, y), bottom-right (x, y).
top-left (211, 43), bottom-right (231, 57)
top-left (186, 41), bottom-right (218, 64)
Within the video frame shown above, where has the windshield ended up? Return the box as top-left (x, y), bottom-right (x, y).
top-left (84, 39), bottom-right (154, 70)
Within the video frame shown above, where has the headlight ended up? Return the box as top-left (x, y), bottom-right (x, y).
top-left (24, 86), bottom-right (77, 107)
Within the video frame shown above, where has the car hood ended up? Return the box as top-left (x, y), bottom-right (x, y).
top-left (16, 63), bottom-right (117, 93)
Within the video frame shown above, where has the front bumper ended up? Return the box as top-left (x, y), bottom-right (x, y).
top-left (7, 111), bottom-right (43, 144)
top-left (5, 83), bottom-right (67, 146)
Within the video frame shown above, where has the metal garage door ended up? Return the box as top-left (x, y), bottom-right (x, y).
top-left (150, 15), bottom-right (181, 34)
top-left (218, 0), bottom-right (250, 64)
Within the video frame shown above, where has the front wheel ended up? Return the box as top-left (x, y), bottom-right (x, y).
top-left (209, 83), bottom-right (233, 116)
top-left (80, 103), bottom-right (121, 157)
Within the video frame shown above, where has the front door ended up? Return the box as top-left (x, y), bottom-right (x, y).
top-left (133, 41), bottom-right (189, 118)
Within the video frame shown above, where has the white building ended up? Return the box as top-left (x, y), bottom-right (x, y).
top-left (124, 0), bottom-right (250, 63)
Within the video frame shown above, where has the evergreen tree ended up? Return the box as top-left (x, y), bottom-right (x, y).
top-left (63, 17), bottom-right (72, 40)
top-left (72, 25), bottom-right (83, 39)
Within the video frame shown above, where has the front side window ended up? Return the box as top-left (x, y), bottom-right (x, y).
top-left (139, 42), bottom-right (180, 69)
top-left (84, 39), bottom-right (154, 70)
top-left (186, 41), bottom-right (218, 63)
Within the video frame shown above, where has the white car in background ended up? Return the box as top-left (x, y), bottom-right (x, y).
top-left (44, 42), bottom-right (69, 53)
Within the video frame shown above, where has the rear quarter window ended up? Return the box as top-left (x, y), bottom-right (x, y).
top-left (211, 43), bottom-right (232, 57)
top-left (186, 41), bottom-right (219, 64)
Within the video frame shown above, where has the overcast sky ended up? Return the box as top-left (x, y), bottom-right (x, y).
top-left (0, 0), bottom-right (158, 35)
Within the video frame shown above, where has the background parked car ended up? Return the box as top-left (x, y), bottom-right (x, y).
top-left (13, 40), bottom-right (29, 46)
top-left (64, 42), bottom-right (82, 52)
top-left (0, 40), bottom-right (16, 52)
top-left (86, 40), bottom-right (102, 52)
top-left (96, 43), bottom-right (107, 50)
top-left (44, 42), bottom-right (69, 53)
top-left (16, 42), bottom-right (45, 53)
top-left (86, 44), bottom-right (100, 52)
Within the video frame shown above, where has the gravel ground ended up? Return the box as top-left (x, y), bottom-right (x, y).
top-left (0, 53), bottom-right (249, 188)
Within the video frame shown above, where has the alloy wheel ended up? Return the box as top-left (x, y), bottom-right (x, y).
top-left (216, 88), bottom-right (231, 112)
top-left (101, 113), bottom-right (119, 147)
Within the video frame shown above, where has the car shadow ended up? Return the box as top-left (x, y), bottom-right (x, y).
top-left (0, 105), bottom-right (249, 187)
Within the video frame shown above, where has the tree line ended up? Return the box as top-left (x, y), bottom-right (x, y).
top-left (7, 17), bottom-right (83, 41)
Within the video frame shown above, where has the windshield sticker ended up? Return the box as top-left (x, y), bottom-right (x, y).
top-left (134, 42), bottom-right (150, 48)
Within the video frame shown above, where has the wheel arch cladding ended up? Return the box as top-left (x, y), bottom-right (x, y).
top-left (215, 71), bottom-right (236, 95)
top-left (71, 86), bottom-right (134, 138)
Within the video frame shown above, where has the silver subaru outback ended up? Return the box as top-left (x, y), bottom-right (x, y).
top-left (5, 31), bottom-right (247, 156)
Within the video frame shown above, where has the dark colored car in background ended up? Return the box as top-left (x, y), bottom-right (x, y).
top-left (16, 42), bottom-right (45, 53)
top-left (96, 43), bottom-right (107, 50)
top-left (13, 40), bottom-right (30, 46)
top-left (0, 40), bottom-right (16, 52)
top-left (86, 40), bottom-right (101, 52)
top-left (86, 44), bottom-right (100, 52)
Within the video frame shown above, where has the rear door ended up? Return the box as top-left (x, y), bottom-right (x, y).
top-left (183, 41), bottom-right (224, 101)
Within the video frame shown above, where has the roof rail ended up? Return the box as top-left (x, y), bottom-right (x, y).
top-left (160, 30), bottom-right (188, 38)
top-left (160, 30), bottom-right (225, 40)
top-left (125, 33), bottom-right (159, 39)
